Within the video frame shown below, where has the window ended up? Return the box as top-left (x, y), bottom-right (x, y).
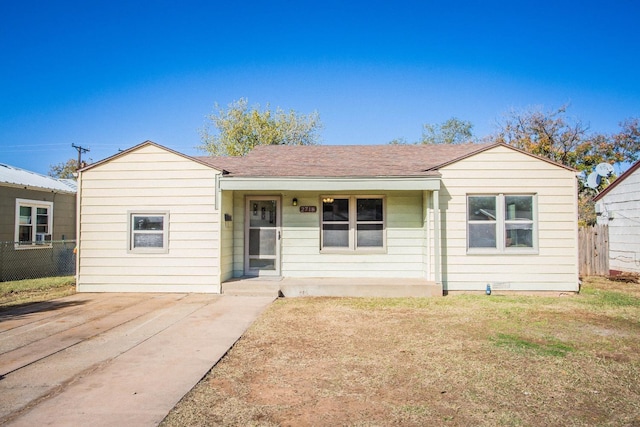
top-left (467, 194), bottom-right (536, 253)
top-left (321, 196), bottom-right (385, 252)
top-left (15, 199), bottom-right (53, 247)
top-left (129, 212), bottom-right (169, 253)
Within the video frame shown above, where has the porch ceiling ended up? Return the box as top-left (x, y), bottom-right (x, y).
top-left (218, 176), bottom-right (441, 191)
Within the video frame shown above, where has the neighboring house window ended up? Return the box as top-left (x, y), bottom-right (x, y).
top-left (467, 194), bottom-right (536, 253)
top-left (15, 199), bottom-right (53, 248)
top-left (128, 212), bottom-right (169, 253)
top-left (321, 196), bottom-right (385, 252)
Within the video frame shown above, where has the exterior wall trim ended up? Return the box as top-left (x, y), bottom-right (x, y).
top-left (220, 177), bottom-right (441, 191)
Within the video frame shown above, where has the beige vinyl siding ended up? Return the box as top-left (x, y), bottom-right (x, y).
top-left (422, 191), bottom-right (431, 280)
top-left (597, 167), bottom-right (640, 273)
top-left (230, 191), bottom-right (427, 278)
top-left (232, 193), bottom-right (246, 277)
top-left (77, 144), bottom-right (222, 292)
top-left (220, 190), bottom-right (235, 281)
top-left (436, 145), bottom-right (579, 292)
top-left (298, 192), bottom-right (423, 278)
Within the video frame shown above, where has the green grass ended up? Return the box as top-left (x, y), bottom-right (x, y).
top-left (0, 276), bottom-right (76, 308)
top-left (581, 287), bottom-right (640, 307)
top-left (491, 333), bottom-right (575, 357)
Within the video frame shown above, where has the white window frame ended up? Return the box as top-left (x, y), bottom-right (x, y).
top-left (128, 211), bottom-right (169, 254)
top-left (320, 195), bottom-right (386, 253)
top-left (15, 199), bottom-right (53, 249)
top-left (467, 194), bottom-right (538, 254)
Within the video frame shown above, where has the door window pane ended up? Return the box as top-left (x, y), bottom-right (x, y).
top-left (250, 201), bottom-right (277, 227)
top-left (249, 259), bottom-right (276, 270)
top-left (249, 229), bottom-right (276, 256)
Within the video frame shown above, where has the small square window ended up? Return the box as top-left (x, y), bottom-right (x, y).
top-left (129, 212), bottom-right (169, 253)
top-left (15, 199), bottom-right (53, 248)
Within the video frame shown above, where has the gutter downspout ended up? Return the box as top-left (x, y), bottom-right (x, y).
top-left (432, 189), bottom-right (441, 287)
top-left (75, 170), bottom-right (82, 291)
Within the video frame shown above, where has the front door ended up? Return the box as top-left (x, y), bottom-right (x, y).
top-left (245, 197), bottom-right (281, 276)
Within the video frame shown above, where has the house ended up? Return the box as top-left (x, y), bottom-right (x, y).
top-left (594, 159), bottom-right (640, 275)
top-left (76, 141), bottom-right (579, 296)
top-left (0, 163), bottom-right (77, 281)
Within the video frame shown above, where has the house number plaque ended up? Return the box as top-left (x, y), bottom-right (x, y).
top-left (299, 206), bottom-right (317, 213)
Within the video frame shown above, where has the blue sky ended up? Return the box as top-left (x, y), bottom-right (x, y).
top-left (2, 0), bottom-right (639, 175)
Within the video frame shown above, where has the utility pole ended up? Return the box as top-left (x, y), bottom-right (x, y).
top-left (72, 144), bottom-right (90, 169)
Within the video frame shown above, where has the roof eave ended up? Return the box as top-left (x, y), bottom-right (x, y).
top-left (1, 181), bottom-right (77, 194)
top-left (78, 140), bottom-right (222, 173)
top-left (425, 142), bottom-right (578, 172)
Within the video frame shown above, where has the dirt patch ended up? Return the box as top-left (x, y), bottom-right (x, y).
top-left (162, 278), bottom-right (640, 426)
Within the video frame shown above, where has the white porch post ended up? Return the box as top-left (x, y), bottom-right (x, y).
top-left (432, 189), bottom-right (441, 286)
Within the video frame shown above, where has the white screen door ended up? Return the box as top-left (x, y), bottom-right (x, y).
top-left (245, 197), bottom-right (281, 276)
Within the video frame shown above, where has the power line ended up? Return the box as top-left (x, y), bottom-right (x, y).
top-left (2, 143), bottom-right (119, 149)
top-left (2, 143), bottom-right (70, 148)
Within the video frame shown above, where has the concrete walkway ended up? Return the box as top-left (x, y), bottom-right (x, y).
top-left (0, 293), bottom-right (274, 426)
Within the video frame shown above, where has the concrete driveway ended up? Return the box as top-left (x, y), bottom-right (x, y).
top-left (0, 293), bottom-right (274, 426)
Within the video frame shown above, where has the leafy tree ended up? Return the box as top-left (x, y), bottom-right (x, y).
top-left (492, 105), bottom-right (640, 226)
top-left (421, 117), bottom-right (474, 144)
top-left (388, 117), bottom-right (474, 146)
top-left (614, 117), bottom-right (640, 163)
top-left (388, 137), bottom-right (409, 145)
top-left (493, 105), bottom-right (640, 173)
top-left (199, 98), bottom-right (322, 156)
top-left (48, 159), bottom-right (79, 180)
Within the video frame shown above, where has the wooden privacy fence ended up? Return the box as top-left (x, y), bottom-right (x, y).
top-left (579, 225), bottom-right (609, 276)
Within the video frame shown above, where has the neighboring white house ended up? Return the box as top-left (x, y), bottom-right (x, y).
top-left (594, 160), bottom-right (640, 274)
top-left (76, 141), bottom-right (579, 296)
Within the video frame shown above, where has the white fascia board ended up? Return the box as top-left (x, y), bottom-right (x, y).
top-left (0, 182), bottom-right (76, 195)
top-left (219, 176), bottom-right (441, 191)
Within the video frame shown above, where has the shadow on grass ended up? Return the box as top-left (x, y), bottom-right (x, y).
top-left (0, 299), bottom-right (88, 322)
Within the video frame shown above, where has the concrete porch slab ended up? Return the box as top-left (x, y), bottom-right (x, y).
top-left (222, 277), bottom-right (442, 297)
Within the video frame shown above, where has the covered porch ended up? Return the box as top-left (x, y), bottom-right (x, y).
top-left (218, 175), bottom-right (444, 289)
top-left (222, 276), bottom-right (443, 298)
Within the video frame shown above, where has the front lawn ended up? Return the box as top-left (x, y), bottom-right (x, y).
top-left (162, 277), bottom-right (640, 426)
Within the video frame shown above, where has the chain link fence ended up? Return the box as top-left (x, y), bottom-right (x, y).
top-left (0, 240), bottom-right (76, 282)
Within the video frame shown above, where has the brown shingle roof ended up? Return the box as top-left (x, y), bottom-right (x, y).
top-left (196, 143), bottom-right (492, 177)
